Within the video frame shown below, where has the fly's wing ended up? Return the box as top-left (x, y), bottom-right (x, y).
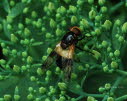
top-left (62, 58), bottom-right (73, 80)
top-left (42, 51), bottom-right (57, 69)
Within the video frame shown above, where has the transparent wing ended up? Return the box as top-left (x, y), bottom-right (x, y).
top-left (42, 51), bottom-right (57, 69)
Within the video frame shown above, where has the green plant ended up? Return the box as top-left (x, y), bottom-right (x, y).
top-left (0, 0), bottom-right (127, 101)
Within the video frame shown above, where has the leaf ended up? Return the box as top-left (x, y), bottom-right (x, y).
top-left (3, 20), bottom-right (10, 39)
top-left (2, 0), bottom-right (11, 13)
top-left (8, 3), bottom-right (26, 18)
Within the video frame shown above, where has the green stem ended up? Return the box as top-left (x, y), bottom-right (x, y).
top-left (115, 69), bottom-right (127, 76)
top-left (110, 76), bottom-right (125, 93)
top-left (81, 70), bottom-right (88, 88)
top-left (116, 95), bottom-right (127, 101)
top-left (109, 1), bottom-right (124, 14)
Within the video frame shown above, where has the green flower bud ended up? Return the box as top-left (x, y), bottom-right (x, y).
top-left (107, 97), bottom-right (114, 101)
top-left (24, 28), bottom-right (31, 37)
top-left (37, 68), bottom-right (44, 75)
top-left (87, 96), bottom-right (95, 101)
top-left (64, 0), bottom-right (71, 4)
top-left (122, 22), bottom-right (127, 33)
top-left (114, 50), bottom-right (120, 57)
top-left (55, 67), bottom-right (61, 73)
top-left (22, 0), bottom-right (27, 3)
top-left (45, 76), bottom-right (50, 82)
top-left (12, 49), bottom-right (17, 55)
top-left (111, 61), bottom-right (118, 69)
top-left (25, 18), bottom-right (31, 25)
top-left (46, 33), bottom-right (52, 38)
top-left (23, 7), bottom-right (29, 14)
top-left (118, 36), bottom-right (124, 42)
top-left (77, 0), bottom-right (84, 6)
top-left (101, 6), bottom-right (107, 13)
top-left (58, 82), bottom-right (67, 90)
top-left (99, 87), bottom-right (105, 93)
top-left (115, 19), bottom-right (121, 26)
top-left (71, 16), bottom-right (78, 25)
top-left (10, 0), bottom-right (15, 6)
top-left (27, 56), bottom-right (33, 64)
top-left (59, 96), bottom-right (66, 101)
top-left (45, 98), bottom-right (50, 101)
top-left (39, 87), bottom-right (46, 94)
top-left (7, 24), bottom-right (12, 30)
top-left (95, 15), bottom-right (102, 22)
top-left (107, 47), bottom-right (111, 52)
top-left (103, 20), bottom-right (112, 30)
top-left (47, 48), bottom-right (52, 54)
top-left (89, 10), bottom-right (96, 19)
top-left (56, 28), bottom-right (62, 36)
top-left (30, 76), bottom-right (36, 81)
top-left (60, 6), bottom-right (66, 14)
top-left (6, 16), bottom-right (13, 23)
top-left (22, 52), bottom-right (27, 57)
top-left (88, 0), bottom-right (94, 4)
top-left (56, 13), bottom-right (61, 20)
top-left (28, 87), bottom-right (33, 92)
top-left (105, 83), bottom-right (111, 90)
top-left (27, 93), bottom-right (33, 100)
top-left (14, 95), bottom-right (20, 101)
top-left (78, 65), bottom-right (83, 71)
top-left (31, 11), bottom-right (38, 18)
top-left (46, 70), bottom-right (52, 76)
top-left (109, 52), bottom-right (113, 57)
top-left (61, 20), bottom-right (67, 27)
top-left (98, 0), bottom-right (105, 6)
top-left (11, 34), bottom-right (18, 43)
top-left (92, 50), bottom-right (101, 60)
top-left (13, 65), bottom-right (20, 73)
top-left (24, 39), bottom-right (30, 45)
top-left (69, 5), bottom-right (77, 14)
top-left (2, 48), bottom-right (9, 56)
top-left (71, 73), bottom-right (77, 79)
top-left (0, 98), bottom-right (4, 101)
top-left (21, 66), bottom-right (27, 71)
top-left (80, 19), bottom-right (89, 28)
top-left (103, 66), bottom-right (108, 72)
top-left (42, 56), bottom-right (47, 61)
top-left (1, 43), bottom-right (6, 48)
top-left (48, 2), bottom-right (55, 12)
top-left (0, 75), bottom-right (4, 80)
top-left (95, 28), bottom-right (101, 35)
top-left (50, 19), bottom-right (56, 28)
top-left (18, 23), bottom-right (24, 29)
top-left (0, 59), bottom-right (6, 65)
top-left (4, 94), bottom-right (11, 101)
top-left (102, 41), bottom-right (107, 47)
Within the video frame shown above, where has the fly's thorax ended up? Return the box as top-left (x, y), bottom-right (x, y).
top-left (54, 42), bottom-right (75, 59)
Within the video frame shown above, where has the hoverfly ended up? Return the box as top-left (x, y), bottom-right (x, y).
top-left (42, 26), bottom-right (92, 80)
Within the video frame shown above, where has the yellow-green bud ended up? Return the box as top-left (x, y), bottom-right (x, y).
top-left (4, 94), bottom-right (12, 101)
top-left (105, 83), bottom-right (111, 90)
top-left (107, 97), bottom-right (114, 101)
top-left (114, 50), bottom-right (120, 57)
top-left (103, 20), bottom-right (112, 30)
top-left (89, 10), bottom-right (96, 19)
top-left (98, 0), bottom-right (105, 6)
top-left (87, 96), bottom-right (95, 101)
top-left (50, 19), bottom-right (56, 28)
top-left (71, 16), bottom-right (78, 25)
top-left (13, 65), bottom-right (20, 73)
top-left (11, 34), bottom-right (18, 43)
top-left (56, 28), bottom-right (62, 36)
top-left (39, 87), bottom-right (46, 94)
top-left (80, 19), bottom-right (89, 28)
top-left (37, 68), bottom-right (44, 76)
top-left (88, 0), bottom-right (94, 4)
top-left (58, 82), bottom-right (67, 90)
top-left (122, 22), bottom-right (127, 33)
top-left (27, 93), bottom-right (33, 100)
top-left (27, 56), bottom-right (33, 64)
top-left (111, 61), bottom-right (118, 69)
